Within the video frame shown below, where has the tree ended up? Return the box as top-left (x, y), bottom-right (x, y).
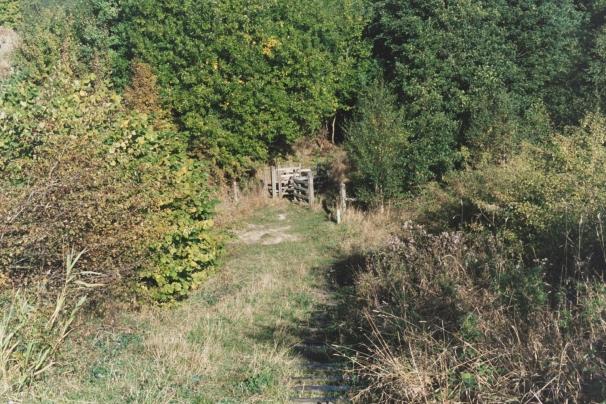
top-left (345, 81), bottom-right (409, 208)
top-left (116, 0), bottom-right (372, 176)
top-left (369, 0), bottom-right (583, 175)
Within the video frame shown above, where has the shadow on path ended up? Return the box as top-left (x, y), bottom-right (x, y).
top-left (285, 253), bottom-right (367, 403)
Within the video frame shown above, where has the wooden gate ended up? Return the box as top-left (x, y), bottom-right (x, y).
top-left (263, 165), bottom-right (315, 206)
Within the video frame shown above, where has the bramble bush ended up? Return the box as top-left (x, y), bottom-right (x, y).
top-left (344, 113), bottom-right (606, 402)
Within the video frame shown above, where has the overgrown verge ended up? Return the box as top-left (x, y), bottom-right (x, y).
top-left (1, 57), bottom-right (218, 304)
top-left (1, 251), bottom-right (87, 399)
top-left (342, 115), bottom-right (606, 402)
top-left (348, 226), bottom-right (605, 402)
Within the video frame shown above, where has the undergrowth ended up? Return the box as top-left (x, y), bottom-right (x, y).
top-left (346, 224), bottom-right (606, 402)
top-left (1, 251), bottom-right (89, 399)
top-left (340, 115), bottom-right (606, 402)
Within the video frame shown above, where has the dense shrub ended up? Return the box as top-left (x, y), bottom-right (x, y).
top-left (578, 1), bottom-right (606, 116)
top-left (0, 0), bottom-right (22, 28)
top-left (349, 224), bottom-right (606, 402)
top-left (0, 40), bottom-right (218, 302)
top-left (344, 113), bottom-right (606, 402)
top-left (367, 0), bottom-right (582, 183)
top-left (116, 0), bottom-right (372, 175)
top-left (419, 114), bottom-right (606, 283)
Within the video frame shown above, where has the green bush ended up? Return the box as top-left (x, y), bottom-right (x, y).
top-left (116, 0), bottom-right (371, 175)
top-left (0, 30), bottom-right (219, 303)
top-left (368, 0), bottom-right (583, 179)
top-left (419, 113), bottom-right (606, 282)
top-left (0, 0), bottom-right (22, 28)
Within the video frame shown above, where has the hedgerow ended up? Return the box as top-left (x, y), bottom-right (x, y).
top-left (0, 21), bottom-right (219, 303)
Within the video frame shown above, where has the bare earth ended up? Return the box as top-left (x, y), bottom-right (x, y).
top-left (0, 27), bottom-right (19, 79)
top-left (238, 214), bottom-right (301, 245)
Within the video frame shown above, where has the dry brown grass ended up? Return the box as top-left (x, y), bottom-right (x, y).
top-left (337, 206), bottom-right (402, 256)
top-left (344, 223), bottom-right (606, 403)
top-left (1, 251), bottom-right (90, 400)
top-left (214, 184), bottom-right (290, 229)
top-left (290, 134), bottom-right (339, 168)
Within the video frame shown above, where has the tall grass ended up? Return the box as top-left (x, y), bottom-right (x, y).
top-left (1, 250), bottom-right (89, 398)
top-left (343, 222), bottom-right (606, 402)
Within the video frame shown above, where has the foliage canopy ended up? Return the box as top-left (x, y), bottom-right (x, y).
top-left (116, 0), bottom-right (372, 176)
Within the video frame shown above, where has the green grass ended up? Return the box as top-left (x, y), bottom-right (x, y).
top-left (23, 204), bottom-right (347, 403)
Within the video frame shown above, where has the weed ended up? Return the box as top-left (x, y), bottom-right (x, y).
top-left (344, 224), bottom-right (606, 402)
top-left (1, 250), bottom-right (88, 399)
top-left (239, 368), bottom-right (276, 395)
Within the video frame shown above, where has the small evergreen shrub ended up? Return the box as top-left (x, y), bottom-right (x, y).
top-left (345, 82), bottom-right (410, 207)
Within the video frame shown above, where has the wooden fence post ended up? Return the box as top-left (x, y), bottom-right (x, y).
top-left (263, 167), bottom-right (271, 198)
top-left (278, 166), bottom-right (283, 197)
top-left (232, 180), bottom-right (240, 203)
top-left (339, 182), bottom-right (347, 213)
top-left (271, 166), bottom-right (277, 198)
top-left (308, 171), bottom-right (315, 207)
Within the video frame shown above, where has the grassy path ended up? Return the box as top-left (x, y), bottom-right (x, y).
top-left (35, 204), bottom-right (351, 403)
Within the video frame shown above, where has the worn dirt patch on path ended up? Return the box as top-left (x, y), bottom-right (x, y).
top-left (0, 27), bottom-right (19, 79)
top-left (237, 213), bottom-right (300, 245)
top-left (238, 223), bottom-right (300, 245)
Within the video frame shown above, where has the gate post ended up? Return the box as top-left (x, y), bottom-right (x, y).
top-left (271, 166), bottom-right (277, 198)
top-left (232, 180), bottom-right (240, 203)
top-left (308, 171), bottom-right (315, 207)
top-left (339, 182), bottom-right (347, 213)
top-left (277, 166), bottom-right (283, 197)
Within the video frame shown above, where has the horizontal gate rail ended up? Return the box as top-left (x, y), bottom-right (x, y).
top-left (264, 165), bottom-right (315, 206)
